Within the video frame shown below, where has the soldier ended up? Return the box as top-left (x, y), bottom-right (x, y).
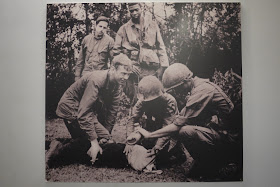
top-left (113, 3), bottom-right (169, 103)
top-left (75, 16), bottom-right (114, 81)
top-left (136, 63), bottom-right (240, 177)
top-left (46, 54), bottom-right (132, 168)
top-left (124, 76), bottom-right (178, 171)
top-left (125, 76), bottom-right (178, 153)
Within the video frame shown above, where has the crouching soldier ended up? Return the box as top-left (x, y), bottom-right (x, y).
top-left (124, 76), bottom-right (178, 171)
top-left (46, 54), bottom-right (132, 168)
top-left (136, 63), bottom-right (241, 178)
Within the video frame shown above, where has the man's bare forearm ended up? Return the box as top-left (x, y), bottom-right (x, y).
top-left (148, 124), bottom-right (180, 138)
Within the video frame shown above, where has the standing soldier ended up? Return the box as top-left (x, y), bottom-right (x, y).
top-left (75, 16), bottom-right (114, 81)
top-left (113, 3), bottom-right (169, 103)
top-left (136, 63), bottom-right (241, 177)
top-left (46, 54), bottom-right (132, 168)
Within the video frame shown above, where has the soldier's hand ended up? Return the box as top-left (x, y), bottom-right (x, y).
top-left (126, 135), bottom-right (134, 142)
top-left (98, 138), bottom-right (114, 145)
top-left (147, 146), bottom-right (160, 157)
top-left (147, 148), bottom-right (156, 157)
top-left (99, 138), bottom-right (108, 145)
top-left (123, 144), bottom-right (134, 156)
top-left (87, 139), bottom-right (103, 165)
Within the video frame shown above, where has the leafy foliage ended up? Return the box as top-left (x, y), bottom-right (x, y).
top-left (212, 69), bottom-right (242, 106)
top-left (161, 3), bottom-right (241, 78)
top-left (212, 69), bottom-right (243, 135)
top-left (46, 3), bottom-right (241, 118)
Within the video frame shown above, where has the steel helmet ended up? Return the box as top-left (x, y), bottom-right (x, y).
top-left (137, 76), bottom-right (164, 101)
top-left (162, 63), bottom-right (193, 91)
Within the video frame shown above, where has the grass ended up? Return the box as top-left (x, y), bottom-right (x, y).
top-left (45, 117), bottom-right (190, 182)
top-left (45, 105), bottom-right (242, 182)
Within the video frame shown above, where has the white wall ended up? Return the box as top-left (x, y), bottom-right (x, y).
top-left (0, 0), bottom-right (280, 187)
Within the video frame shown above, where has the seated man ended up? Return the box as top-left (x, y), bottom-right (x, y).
top-left (46, 54), bottom-right (132, 168)
top-left (125, 76), bottom-right (178, 170)
top-left (136, 63), bottom-right (241, 177)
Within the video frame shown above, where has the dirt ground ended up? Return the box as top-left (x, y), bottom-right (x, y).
top-left (45, 98), bottom-right (242, 182)
top-left (46, 117), bottom-right (191, 182)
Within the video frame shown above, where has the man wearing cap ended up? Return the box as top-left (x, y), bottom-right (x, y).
top-left (75, 16), bottom-right (114, 81)
top-left (113, 3), bottom-right (169, 103)
top-left (136, 63), bottom-right (240, 177)
top-left (46, 54), bottom-right (132, 167)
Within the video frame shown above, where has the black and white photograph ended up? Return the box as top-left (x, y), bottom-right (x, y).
top-left (45, 2), bottom-right (242, 182)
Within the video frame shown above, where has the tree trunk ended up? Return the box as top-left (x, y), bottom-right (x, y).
top-left (84, 3), bottom-right (90, 35)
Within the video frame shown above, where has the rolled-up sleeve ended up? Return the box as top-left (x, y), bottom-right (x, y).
top-left (77, 80), bottom-right (99, 141)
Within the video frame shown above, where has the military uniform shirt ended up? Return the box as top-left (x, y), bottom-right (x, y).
top-left (75, 34), bottom-right (114, 77)
top-left (174, 77), bottom-right (234, 128)
top-left (56, 70), bottom-right (122, 141)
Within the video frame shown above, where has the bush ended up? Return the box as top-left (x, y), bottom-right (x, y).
top-left (212, 69), bottom-right (242, 106)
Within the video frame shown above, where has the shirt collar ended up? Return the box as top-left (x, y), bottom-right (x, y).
top-left (94, 32), bottom-right (104, 40)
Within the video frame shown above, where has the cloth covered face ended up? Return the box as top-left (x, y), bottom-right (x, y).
top-left (126, 145), bottom-right (156, 171)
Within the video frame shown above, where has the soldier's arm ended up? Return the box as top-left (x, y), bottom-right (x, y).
top-left (77, 79), bottom-right (99, 141)
top-left (112, 27), bottom-right (124, 56)
top-left (108, 38), bottom-right (115, 66)
top-left (137, 91), bottom-right (214, 138)
top-left (127, 100), bottom-right (144, 137)
top-left (174, 89), bottom-right (214, 126)
top-left (104, 86), bottom-right (122, 133)
top-left (154, 97), bottom-right (178, 150)
top-left (75, 38), bottom-right (86, 80)
top-left (136, 123), bottom-right (181, 139)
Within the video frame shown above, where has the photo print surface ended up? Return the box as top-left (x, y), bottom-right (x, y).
top-left (46, 2), bottom-right (242, 182)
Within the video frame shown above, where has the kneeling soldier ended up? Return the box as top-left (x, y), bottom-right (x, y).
top-left (136, 63), bottom-right (240, 177)
top-left (46, 54), bottom-right (132, 168)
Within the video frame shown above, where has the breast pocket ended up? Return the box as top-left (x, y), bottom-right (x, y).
top-left (85, 46), bottom-right (93, 63)
top-left (98, 45), bottom-right (109, 63)
top-left (144, 25), bottom-right (157, 46)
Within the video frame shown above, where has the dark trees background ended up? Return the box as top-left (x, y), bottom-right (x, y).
top-left (46, 3), bottom-right (241, 118)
